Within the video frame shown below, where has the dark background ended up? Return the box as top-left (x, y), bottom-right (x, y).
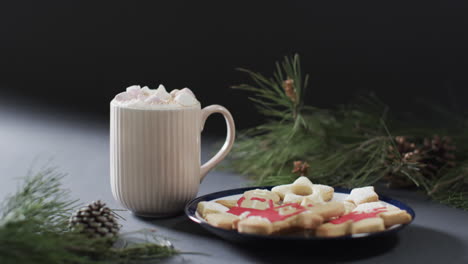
top-left (1, 1), bottom-right (468, 133)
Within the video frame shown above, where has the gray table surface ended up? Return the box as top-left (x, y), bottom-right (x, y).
top-left (1, 104), bottom-right (468, 264)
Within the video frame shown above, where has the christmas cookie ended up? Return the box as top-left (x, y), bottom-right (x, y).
top-left (343, 201), bottom-right (357, 214)
top-left (272, 176), bottom-right (314, 199)
top-left (351, 217), bottom-right (385, 234)
top-left (379, 210), bottom-right (412, 227)
top-left (215, 200), bottom-right (238, 208)
top-left (352, 201), bottom-right (398, 212)
top-left (306, 201), bottom-right (345, 220)
top-left (294, 211), bottom-right (324, 229)
top-left (237, 216), bottom-right (274, 235)
top-left (316, 221), bottom-right (352, 237)
top-left (350, 202), bottom-right (411, 227)
top-left (345, 186), bottom-right (379, 205)
top-left (273, 176), bottom-right (334, 205)
top-left (311, 184), bottom-right (334, 202)
top-left (316, 207), bottom-right (412, 237)
top-left (238, 189), bottom-right (281, 210)
top-left (273, 204), bottom-right (322, 232)
top-left (205, 213), bottom-right (239, 230)
top-left (283, 193), bottom-right (305, 204)
top-left (197, 201), bottom-right (229, 218)
top-left (244, 189), bottom-right (281, 203)
top-left (299, 187), bottom-right (335, 207)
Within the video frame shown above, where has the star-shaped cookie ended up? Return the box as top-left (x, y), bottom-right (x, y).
top-left (271, 176), bottom-right (334, 205)
top-left (345, 186), bottom-right (379, 205)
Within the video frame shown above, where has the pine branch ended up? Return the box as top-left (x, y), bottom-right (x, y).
top-left (0, 166), bottom-right (76, 231)
top-left (0, 167), bottom-right (181, 264)
top-left (233, 53), bottom-right (309, 123)
top-left (433, 191), bottom-right (468, 210)
top-left (225, 54), bottom-right (468, 211)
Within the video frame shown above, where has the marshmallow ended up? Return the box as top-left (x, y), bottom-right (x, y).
top-left (126, 85), bottom-right (141, 95)
top-left (114, 91), bottom-right (134, 102)
top-left (174, 89), bottom-right (198, 106)
top-left (179, 87), bottom-right (196, 98)
top-left (140, 86), bottom-right (151, 95)
top-left (112, 84), bottom-right (200, 109)
top-left (153, 84), bottom-right (171, 102)
top-left (145, 95), bottom-right (166, 105)
top-left (170, 89), bottom-right (180, 97)
top-left (137, 86), bottom-right (152, 100)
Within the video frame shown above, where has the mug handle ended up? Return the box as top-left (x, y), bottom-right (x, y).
top-left (200, 105), bottom-right (235, 181)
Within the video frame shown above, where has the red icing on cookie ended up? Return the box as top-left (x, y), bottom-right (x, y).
top-left (236, 196), bottom-right (246, 207)
top-left (251, 197), bottom-right (266, 202)
top-left (330, 207), bottom-right (387, 224)
top-left (268, 199), bottom-right (274, 208)
top-left (227, 196), bottom-right (307, 222)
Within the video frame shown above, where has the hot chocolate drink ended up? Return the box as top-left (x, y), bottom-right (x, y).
top-left (110, 84), bottom-right (235, 216)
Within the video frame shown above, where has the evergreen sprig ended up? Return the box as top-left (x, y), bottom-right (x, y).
top-left (226, 54), bottom-right (468, 210)
top-left (0, 167), bottom-right (180, 264)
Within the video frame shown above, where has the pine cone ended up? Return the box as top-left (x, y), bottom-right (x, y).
top-left (283, 78), bottom-right (297, 103)
top-left (69, 200), bottom-right (121, 238)
top-left (420, 135), bottom-right (456, 179)
top-left (387, 136), bottom-right (417, 159)
top-left (386, 135), bottom-right (457, 188)
top-left (385, 136), bottom-right (423, 188)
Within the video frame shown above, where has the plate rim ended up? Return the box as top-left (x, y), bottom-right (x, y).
top-left (185, 185), bottom-right (416, 241)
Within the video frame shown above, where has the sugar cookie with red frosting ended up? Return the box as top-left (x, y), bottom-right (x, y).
top-left (379, 210), bottom-right (412, 227)
top-left (235, 208), bottom-right (324, 234)
top-left (238, 189), bottom-right (281, 210)
top-left (352, 201), bottom-right (398, 212)
top-left (316, 207), bottom-right (412, 237)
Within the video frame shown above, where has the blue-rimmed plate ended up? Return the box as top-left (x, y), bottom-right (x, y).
top-left (185, 186), bottom-right (415, 243)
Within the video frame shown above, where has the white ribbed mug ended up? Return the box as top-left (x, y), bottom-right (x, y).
top-left (110, 102), bottom-right (235, 217)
